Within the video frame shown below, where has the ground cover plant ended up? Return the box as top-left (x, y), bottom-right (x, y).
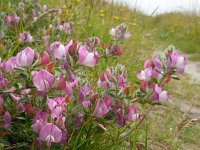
top-left (1, 0), bottom-right (198, 149)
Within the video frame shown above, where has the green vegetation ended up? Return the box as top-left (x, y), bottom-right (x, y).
top-left (0, 0), bottom-right (199, 149)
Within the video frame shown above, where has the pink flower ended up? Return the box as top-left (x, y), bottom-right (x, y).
top-left (116, 108), bottom-right (126, 128)
top-left (118, 74), bottom-right (125, 89)
top-left (140, 80), bottom-right (147, 92)
top-left (3, 111), bottom-right (11, 128)
top-left (78, 45), bottom-right (98, 67)
top-left (19, 32), bottom-right (33, 43)
top-left (32, 69), bottom-right (55, 92)
top-left (82, 100), bottom-right (91, 111)
top-left (51, 42), bottom-right (67, 59)
top-left (16, 47), bottom-right (35, 67)
top-left (127, 106), bottom-right (139, 121)
top-left (2, 57), bottom-right (17, 72)
top-left (104, 95), bottom-right (113, 109)
top-left (0, 74), bottom-right (8, 88)
top-left (10, 93), bottom-right (20, 101)
top-left (167, 51), bottom-right (186, 74)
top-left (144, 59), bottom-right (152, 69)
top-left (64, 79), bottom-right (79, 96)
top-left (5, 15), bottom-right (20, 27)
top-left (152, 55), bottom-right (162, 69)
top-left (17, 103), bottom-right (25, 113)
top-left (75, 113), bottom-right (84, 127)
top-left (137, 67), bottom-right (152, 81)
top-left (124, 32), bottom-right (131, 39)
top-left (32, 111), bottom-right (48, 132)
top-left (43, 5), bottom-right (48, 11)
top-left (109, 28), bottom-right (116, 36)
top-left (39, 123), bottom-right (62, 148)
top-left (93, 99), bottom-right (109, 117)
top-left (64, 23), bottom-right (71, 35)
top-left (41, 51), bottom-right (49, 66)
top-left (57, 75), bottom-right (66, 91)
top-left (151, 84), bottom-right (169, 102)
top-left (47, 97), bottom-right (66, 119)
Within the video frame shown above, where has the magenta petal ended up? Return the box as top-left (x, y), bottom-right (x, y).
top-left (52, 42), bottom-right (67, 59)
top-left (17, 103), bottom-right (25, 113)
top-left (104, 95), bottom-right (113, 109)
top-left (16, 47), bottom-right (34, 67)
top-left (75, 113), bottom-right (84, 127)
top-left (159, 91), bottom-right (169, 101)
top-left (116, 108), bottom-right (126, 128)
top-left (127, 106), bottom-right (138, 121)
top-left (78, 87), bottom-right (86, 103)
top-left (155, 84), bottom-right (162, 94)
top-left (176, 56), bottom-right (186, 69)
top-left (145, 67), bottom-right (152, 81)
top-left (137, 71), bottom-right (146, 80)
top-left (3, 111), bottom-right (11, 128)
top-left (78, 45), bottom-right (98, 67)
top-left (0, 75), bottom-right (8, 88)
top-left (78, 45), bottom-right (89, 64)
top-left (41, 51), bottom-right (49, 66)
top-left (39, 123), bottom-right (62, 147)
top-left (171, 51), bottom-right (179, 66)
top-left (32, 111), bottom-right (48, 132)
top-left (152, 55), bottom-right (162, 69)
top-left (93, 99), bottom-right (109, 117)
top-left (65, 40), bottom-right (73, 53)
top-left (144, 59), bottom-right (152, 69)
top-left (82, 100), bottom-right (91, 111)
top-left (64, 82), bottom-right (73, 96)
top-left (64, 23), bottom-right (71, 35)
top-left (47, 98), bottom-right (57, 111)
top-left (118, 74), bottom-right (125, 89)
top-left (57, 75), bottom-right (66, 91)
top-left (2, 57), bottom-right (17, 72)
top-left (32, 69), bottom-right (55, 92)
top-left (140, 80), bottom-right (147, 92)
top-left (109, 28), bottom-right (116, 36)
top-left (151, 92), bottom-right (159, 102)
top-left (137, 68), bottom-right (152, 81)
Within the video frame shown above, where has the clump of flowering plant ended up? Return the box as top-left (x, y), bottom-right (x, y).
top-left (0, 20), bottom-right (186, 149)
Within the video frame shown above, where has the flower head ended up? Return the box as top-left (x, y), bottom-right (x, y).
top-left (32, 69), bottom-right (55, 92)
top-left (78, 45), bottom-right (98, 67)
top-left (39, 123), bottom-right (62, 148)
top-left (16, 47), bottom-right (35, 67)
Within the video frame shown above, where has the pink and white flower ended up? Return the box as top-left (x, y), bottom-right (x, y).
top-left (47, 97), bottom-right (66, 119)
top-left (151, 84), bottom-right (169, 102)
top-left (51, 42), bottom-right (67, 59)
top-left (78, 45), bottom-right (98, 67)
top-left (39, 123), bottom-right (62, 148)
top-left (137, 67), bottom-right (152, 81)
top-left (64, 23), bottom-right (71, 35)
top-left (0, 74), bottom-right (8, 88)
top-left (93, 99), bottom-right (110, 117)
top-left (127, 106), bottom-right (139, 121)
top-left (16, 47), bottom-right (35, 67)
top-left (32, 69), bottom-right (55, 92)
top-left (167, 51), bottom-right (186, 74)
top-left (2, 57), bottom-right (17, 72)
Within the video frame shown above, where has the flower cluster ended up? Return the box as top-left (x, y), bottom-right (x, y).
top-left (5, 15), bottom-right (20, 28)
top-left (136, 46), bottom-right (186, 104)
top-left (107, 23), bottom-right (130, 56)
top-left (19, 32), bottom-right (33, 43)
top-left (0, 2), bottom-right (187, 149)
